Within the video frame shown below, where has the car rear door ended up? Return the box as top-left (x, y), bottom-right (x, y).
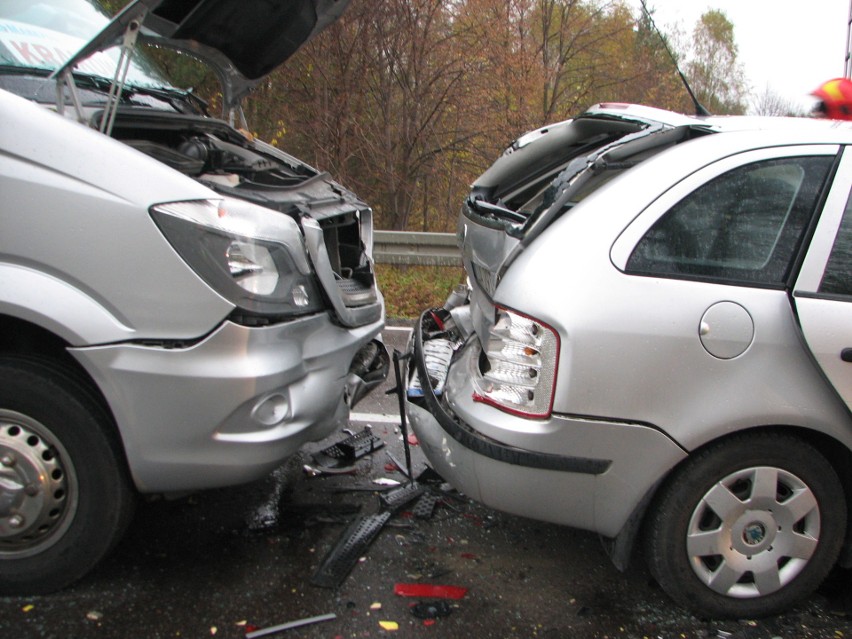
top-left (792, 148), bottom-right (852, 410)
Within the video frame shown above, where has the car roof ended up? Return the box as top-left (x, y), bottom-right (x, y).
top-left (583, 102), bottom-right (852, 141)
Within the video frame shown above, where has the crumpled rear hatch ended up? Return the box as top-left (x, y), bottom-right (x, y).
top-left (459, 106), bottom-right (711, 304)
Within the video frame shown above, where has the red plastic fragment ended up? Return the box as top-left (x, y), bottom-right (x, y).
top-left (423, 619), bottom-right (436, 627)
top-left (407, 434), bottom-right (419, 446)
top-left (384, 463), bottom-right (398, 472)
top-left (393, 583), bottom-right (468, 600)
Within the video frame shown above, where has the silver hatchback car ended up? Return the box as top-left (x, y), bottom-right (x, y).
top-left (405, 104), bottom-right (852, 618)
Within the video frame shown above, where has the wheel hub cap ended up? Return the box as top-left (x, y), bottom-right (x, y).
top-left (0, 418), bottom-right (68, 552)
top-left (686, 465), bottom-right (820, 599)
top-left (731, 510), bottom-right (778, 555)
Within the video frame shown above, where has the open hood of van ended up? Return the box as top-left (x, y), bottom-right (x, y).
top-left (52, 0), bottom-right (349, 109)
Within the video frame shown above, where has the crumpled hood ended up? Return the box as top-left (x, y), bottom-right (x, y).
top-left (53, 0), bottom-right (350, 108)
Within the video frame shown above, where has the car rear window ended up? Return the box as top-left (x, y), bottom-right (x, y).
top-left (627, 156), bottom-right (834, 286)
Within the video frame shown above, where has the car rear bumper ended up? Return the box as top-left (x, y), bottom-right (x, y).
top-left (405, 310), bottom-right (687, 537)
top-left (72, 312), bottom-right (387, 492)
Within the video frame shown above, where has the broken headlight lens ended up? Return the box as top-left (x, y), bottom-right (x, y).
top-left (472, 307), bottom-right (559, 418)
top-left (151, 198), bottom-right (324, 317)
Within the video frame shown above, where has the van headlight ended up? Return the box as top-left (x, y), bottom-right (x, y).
top-left (150, 198), bottom-right (324, 318)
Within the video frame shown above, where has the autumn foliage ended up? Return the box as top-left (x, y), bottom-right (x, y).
top-left (149, 0), bottom-right (749, 232)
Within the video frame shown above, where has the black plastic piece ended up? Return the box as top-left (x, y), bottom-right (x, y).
top-left (312, 428), bottom-right (384, 468)
top-left (310, 511), bottom-right (392, 588)
top-left (412, 492), bottom-right (440, 520)
top-left (380, 482), bottom-right (424, 511)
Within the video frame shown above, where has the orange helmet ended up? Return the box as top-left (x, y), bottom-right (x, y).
top-left (811, 78), bottom-right (852, 120)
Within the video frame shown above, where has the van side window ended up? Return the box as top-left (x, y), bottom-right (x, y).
top-left (627, 156), bottom-right (833, 286)
top-left (819, 189), bottom-right (852, 297)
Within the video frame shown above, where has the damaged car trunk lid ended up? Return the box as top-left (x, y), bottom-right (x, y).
top-left (461, 106), bottom-right (713, 300)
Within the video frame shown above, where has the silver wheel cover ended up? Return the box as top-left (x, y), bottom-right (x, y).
top-left (0, 410), bottom-right (78, 558)
top-left (687, 466), bottom-right (820, 599)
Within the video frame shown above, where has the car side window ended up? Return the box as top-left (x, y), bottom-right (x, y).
top-left (627, 156), bottom-right (833, 286)
top-left (819, 189), bottom-right (852, 297)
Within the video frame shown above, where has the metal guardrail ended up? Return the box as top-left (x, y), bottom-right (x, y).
top-left (373, 230), bottom-right (461, 266)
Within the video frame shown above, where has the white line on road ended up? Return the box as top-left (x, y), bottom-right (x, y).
top-left (350, 412), bottom-right (401, 424)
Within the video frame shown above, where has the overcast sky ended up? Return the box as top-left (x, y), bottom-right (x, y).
top-left (631, 1), bottom-right (849, 113)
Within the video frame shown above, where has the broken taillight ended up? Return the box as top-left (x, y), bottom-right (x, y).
top-left (472, 307), bottom-right (559, 419)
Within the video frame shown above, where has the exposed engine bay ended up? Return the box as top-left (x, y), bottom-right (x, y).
top-left (114, 111), bottom-right (317, 196)
top-left (112, 109), bottom-right (381, 323)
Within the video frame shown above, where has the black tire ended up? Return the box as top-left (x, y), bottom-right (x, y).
top-left (0, 357), bottom-right (135, 595)
top-left (645, 432), bottom-right (846, 619)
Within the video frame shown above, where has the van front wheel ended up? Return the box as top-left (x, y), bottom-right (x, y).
top-left (0, 357), bottom-right (134, 595)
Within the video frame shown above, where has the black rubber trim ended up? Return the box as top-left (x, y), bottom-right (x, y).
top-left (413, 311), bottom-right (612, 475)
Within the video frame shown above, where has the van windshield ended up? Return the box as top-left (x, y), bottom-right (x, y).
top-left (0, 0), bottom-right (172, 90)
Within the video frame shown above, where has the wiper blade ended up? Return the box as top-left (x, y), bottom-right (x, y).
top-left (0, 65), bottom-right (110, 92)
top-left (127, 84), bottom-right (208, 115)
top-left (65, 71), bottom-right (114, 92)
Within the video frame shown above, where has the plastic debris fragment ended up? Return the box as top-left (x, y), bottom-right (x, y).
top-left (303, 464), bottom-right (358, 477)
top-left (370, 602), bottom-right (382, 611)
top-left (412, 492), bottom-right (440, 520)
top-left (379, 620), bottom-right (399, 631)
top-left (394, 583), bottom-right (468, 600)
top-left (312, 428), bottom-right (384, 468)
top-left (380, 482), bottom-right (424, 510)
top-left (411, 601), bottom-right (453, 619)
top-left (415, 467), bottom-right (445, 485)
top-left (372, 478), bottom-right (401, 486)
top-left (385, 451), bottom-right (410, 478)
top-left (311, 512), bottom-right (393, 587)
top-left (245, 613), bottom-right (337, 638)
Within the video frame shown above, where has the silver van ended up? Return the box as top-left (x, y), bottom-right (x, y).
top-left (0, 0), bottom-right (386, 593)
top-left (406, 103), bottom-right (852, 618)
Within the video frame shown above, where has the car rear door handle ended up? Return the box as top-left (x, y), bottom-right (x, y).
top-left (842, 348), bottom-right (852, 363)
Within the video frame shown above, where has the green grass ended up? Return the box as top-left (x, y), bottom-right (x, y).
top-left (376, 264), bottom-right (466, 319)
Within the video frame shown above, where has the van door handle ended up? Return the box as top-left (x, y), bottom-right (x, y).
top-left (842, 348), bottom-right (852, 363)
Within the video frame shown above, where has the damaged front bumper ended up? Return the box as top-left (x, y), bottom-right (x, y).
top-left (404, 304), bottom-right (687, 540)
top-left (73, 312), bottom-right (388, 493)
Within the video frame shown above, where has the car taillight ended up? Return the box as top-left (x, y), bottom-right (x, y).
top-left (472, 307), bottom-right (559, 418)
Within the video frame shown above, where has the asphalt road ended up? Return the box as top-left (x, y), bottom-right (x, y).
top-left (3, 325), bottom-right (852, 639)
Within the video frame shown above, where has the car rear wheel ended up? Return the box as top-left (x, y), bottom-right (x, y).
top-left (0, 357), bottom-right (134, 595)
top-left (645, 433), bottom-right (846, 619)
